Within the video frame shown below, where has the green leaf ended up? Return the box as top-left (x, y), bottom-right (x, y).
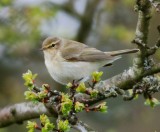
top-left (144, 98), bottom-right (150, 105)
top-left (134, 94), bottom-right (139, 100)
top-left (26, 121), bottom-right (37, 132)
top-left (99, 102), bottom-right (108, 113)
top-left (40, 114), bottom-right (50, 125)
top-left (61, 93), bottom-right (73, 116)
top-left (43, 122), bottom-right (55, 131)
top-left (128, 89), bottom-right (133, 95)
top-left (144, 98), bottom-right (160, 108)
top-left (40, 114), bottom-right (55, 132)
top-left (66, 82), bottom-right (73, 89)
top-left (90, 89), bottom-right (98, 98)
top-left (128, 89), bottom-right (138, 100)
top-left (61, 102), bottom-right (73, 116)
top-left (91, 71), bottom-right (103, 82)
top-left (75, 102), bottom-right (85, 112)
top-left (76, 82), bottom-right (86, 93)
top-left (37, 91), bottom-right (48, 99)
top-left (24, 91), bottom-right (38, 101)
top-left (41, 128), bottom-right (48, 132)
top-left (61, 93), bottom-right (71, 102)
top-left (22, 70), bottom-right (37, 89)
top-left (58, 120), bottom-right (70, 132)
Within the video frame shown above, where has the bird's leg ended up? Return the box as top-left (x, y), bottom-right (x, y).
top-left (69, 80), bottom-right (79, 99)
top-left (71, 80), bottom-right (78, 87)
top-left (70, 78), bottom-right (84, 99)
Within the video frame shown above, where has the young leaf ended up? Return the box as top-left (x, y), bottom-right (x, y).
top-left (90, 89), bottom-right (98, 98)
top-left (75, 102), bottom-right (85, 112)
top-left (40, 114), bottom-right (50, 125)
top-left (61, 102), bottom-right (73, 116)
top-left (99, 102), bottom-right (108, 113)
top-left (26, 121), bottom-right (37, 132)
top-left (22, 70), bottom-right (37, 89)
top-left (144, 98), bottom-right (160, 108)
top-left (92, 71), bottom-right (103, 82)
top-left (61, 93), bottom-right (73, 116)
top-left (40, 114), bottom-right (55, 132)
top-left (58, 120), bottom-right (70, 132)
top-left (76, 82), bottom-right (86, 93)
top-left (66, 82), bottom-right (73, 89)
top-left (43, 122), bottom-right (55, 132)
top-left (24, 91), bottom-right (38, 101)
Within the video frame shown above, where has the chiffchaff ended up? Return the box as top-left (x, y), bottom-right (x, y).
top-left (42, 37), bottom-right (139, 85)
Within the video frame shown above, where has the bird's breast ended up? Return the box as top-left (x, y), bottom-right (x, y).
top-left (45, 58), bottom-right (101, 84)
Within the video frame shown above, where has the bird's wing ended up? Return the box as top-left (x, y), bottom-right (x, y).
top-left (60, 40), bottom-right (116, 62)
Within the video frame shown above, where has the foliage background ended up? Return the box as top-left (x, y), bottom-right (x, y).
top-left (0, 0), bottom-right (160, 132)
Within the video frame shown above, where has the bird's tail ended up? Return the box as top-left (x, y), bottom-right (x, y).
top-left (105, 49), bottom-right (139, 56)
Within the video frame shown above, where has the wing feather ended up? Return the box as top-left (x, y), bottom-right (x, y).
top-left (60, 39), bottom-right (114, 62)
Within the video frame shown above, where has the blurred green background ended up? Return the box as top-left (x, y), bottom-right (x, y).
top-left (0, 0), bottom-right (160, 132)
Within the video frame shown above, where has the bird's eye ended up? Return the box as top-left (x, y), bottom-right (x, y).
top-left (51, 44), bottom-right (55, 47)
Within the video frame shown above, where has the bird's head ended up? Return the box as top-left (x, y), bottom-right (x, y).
top-left (41, 37), bottom-right (61, 51)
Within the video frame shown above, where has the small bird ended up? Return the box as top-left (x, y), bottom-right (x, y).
top-left (42, 37), bottom-right (139, 85)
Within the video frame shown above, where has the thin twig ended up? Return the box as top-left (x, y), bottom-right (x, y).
top-left (148, 0), bottom-right (160, 12)
top-left (73, 121), bottom-right (97, 132)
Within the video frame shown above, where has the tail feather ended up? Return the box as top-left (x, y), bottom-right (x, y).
top-left (105, 49), bottom-right (139, 56)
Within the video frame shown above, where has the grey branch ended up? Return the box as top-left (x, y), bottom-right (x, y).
top-left (96, 63), bottom-right (160, 91)
top-left (48, 1), bottom-right (81, 19)
top-left (73, 121), bottom-right (96, 132)
top-left (76, 0), bottom-right (100, 42)
top-left (148, 0), bottom-right (160, 12)
top-left (0, 102), bottom-right (53, 127)
top-left (0, 63), bottom-right (159, 128)
top-left (48, 0), bottom-right (101, 42)
top-left (147, 33), bottom-right (160, 55)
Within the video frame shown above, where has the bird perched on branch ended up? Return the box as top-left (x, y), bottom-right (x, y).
top-left (41, 37), bottom-right (139, 85)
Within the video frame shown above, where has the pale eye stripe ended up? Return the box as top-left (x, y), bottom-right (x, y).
top-left (44, 44), bottom-right (55, 49)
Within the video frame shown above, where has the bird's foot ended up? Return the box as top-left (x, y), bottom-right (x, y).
top-left (72, 78), bottom-right (83, 87)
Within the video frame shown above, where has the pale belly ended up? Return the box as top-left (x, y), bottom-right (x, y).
top-left (45, 60), bottom-right (104, 85)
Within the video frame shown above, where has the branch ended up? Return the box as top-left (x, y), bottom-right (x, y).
top-left (143, 63), bottom-right (160, 76)
top-left (148, 0), bottom-right (160, 12)
top-left (135, 0), bottom-right (151, 44)
top-left (73, 121), bottom-right (96, 132)
top-left (133, 0), bottom-right (152, 69)
top-left (96, 63), bottom-right (160, 91)
top-left (1, 62), bottom-right (159, 128)
top-left (49, 0), bottom-right (100, 42)
top-left (48, 1), bottom-right (81, 19)
top-left (0, 102), bottom-right (55, 127)
top-left (147, 26), bottom-right (160, 55)
top-left (76, 0), bottom-right (100, 42)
